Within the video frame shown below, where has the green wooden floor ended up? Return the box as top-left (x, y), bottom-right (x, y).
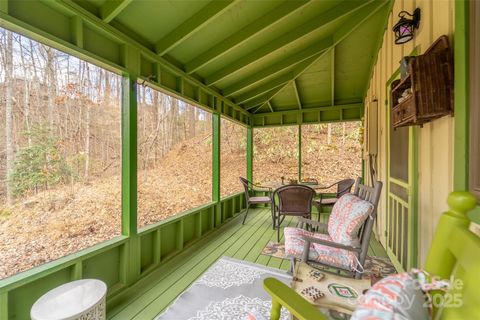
top-left (107, 208), bottom-right (388, 319)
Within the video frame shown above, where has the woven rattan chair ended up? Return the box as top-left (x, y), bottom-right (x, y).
top-left (272, 184), bottom-right (316, 242)
top-left (240, 177), bottom-right (273, 225)
top-left (313, 178), bottom-right (355, 219)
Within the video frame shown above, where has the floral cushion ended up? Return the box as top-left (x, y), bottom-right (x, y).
top-left (284, 227), bottom-right (358, 271)
top-left (351, 269), bottom-right (450, 320)
top-left (327, 194), bottom-right (374, 247)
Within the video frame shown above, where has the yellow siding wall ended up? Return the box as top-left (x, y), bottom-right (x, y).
top-left (365, 0), bottom-right (455, 266)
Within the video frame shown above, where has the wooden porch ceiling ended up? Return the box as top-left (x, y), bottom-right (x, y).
top-left (67, 0), bottom-right (390, 116)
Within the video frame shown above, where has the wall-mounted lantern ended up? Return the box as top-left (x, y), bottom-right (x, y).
top-left (393, 8), bottom-right (421, 44)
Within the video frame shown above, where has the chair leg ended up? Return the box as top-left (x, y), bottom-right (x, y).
top-left (242, 204), bottom-right (250, 225)
top-left (271, 204), bottom-right (276, 230)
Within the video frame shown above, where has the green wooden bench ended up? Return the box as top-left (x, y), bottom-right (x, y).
top-left (263, 191), bottom-right (480, 320)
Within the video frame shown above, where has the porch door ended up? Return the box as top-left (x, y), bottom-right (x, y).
top-left (386, 76), bottom-right (418, 271)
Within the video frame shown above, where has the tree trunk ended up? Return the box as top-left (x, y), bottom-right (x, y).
top-left (5, 30), bottom-right (14, 205)
top-left (45, 47), bottom-right (56, 127)
top-left (84, 63), bottom-right (91, 181)
top-left (327, 124), bottom-right (332, 145)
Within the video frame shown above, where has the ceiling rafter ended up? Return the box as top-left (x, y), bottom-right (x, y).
top-left (222, 40), bottom-right (330, 97)
top-left (258, 0), bottom-right (389, 111)
top-left (100, 0), bottom-right (133, 23)
top-left (155, 0), bottom-right (237, 56)
top-left (244, 86), bottom-right (285, 110)
top-left (204, 0), bottom-right (375, 86)
top-left (292, 79), bottom-right (302, 109)
top-left (331, 46), bottom-right (335, 106)
top-left (184, 0), bottom-right (311, 74)
top-left (234, 73), bottom-right (292, 104)
top-left (253, 102), bottom-right (362, 116)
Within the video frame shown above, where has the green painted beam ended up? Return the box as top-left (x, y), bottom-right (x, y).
top-left (204, 0), bottom-right (374, 86)
top-left (212, 112), bottom-right (221, 202)
top-left (267, 101), bottom-right (274, 113)
top-left (261, 0), bottom-right (388, 109)
top-left (244, 86), bottom-right (286, 110)
top-left (185, 0), bottom-right (311, 74)
top-left (155, 0), bottom-right (237, 56)
top-left (292, 79), bottom-right (302, 109)
top-left (100, 0), bottom-right (133, 23)
top-left (235, 73), bottom-right (292, 105)
top-left (0, 0), bottom-right (8, 14)
top-left (222, 45), bottom-right (327, 97)
top-left (453, 0), bottom-right (470, 190)
top-left (298, 125), bottom-right (302, 181)
top-left (70, 16), bottom-right (83, 48)
top-left (254, 103), bottom-right (362, 117)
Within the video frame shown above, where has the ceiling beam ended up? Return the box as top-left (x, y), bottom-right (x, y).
top-left (292, 79), bottom-right (302, 109)
top-left (204, 0), bottom-right (375, 86)
top-left (155, 0), bottom-right (237, 56)
top-left (244, 86), bottom-right (285, 110)
top-left (184, 0), bottom-right (311, 74)
top-left (234, 73), bottom-right (292, 104)
top-left (253, 102), bottom-right (363, 116)
top-left (259, 0), bottom-right (389, 110)
top-left (222, 40), bottom-right (330, 97)
top-left (100, 0), bottom-right (133, 23)
top-left (267, 101), bottom-right (274, 113)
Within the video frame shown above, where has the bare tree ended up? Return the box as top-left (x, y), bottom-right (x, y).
top-left (4, 30), bottom-right (14, 205)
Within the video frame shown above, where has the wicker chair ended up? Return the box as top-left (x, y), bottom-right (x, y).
top-left (239, 177), bottom-right (273, 225)
top-left (313, 178), bottom-right (355, 219)
top-left (272, 184), bottom-right (316, 242)
top-left (285, 178), bottom-right (383, 279)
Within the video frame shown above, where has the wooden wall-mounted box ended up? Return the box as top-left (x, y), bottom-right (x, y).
top-left (391, 36), bottom-right (454, 129)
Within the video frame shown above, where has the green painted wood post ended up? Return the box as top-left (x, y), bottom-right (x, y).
top-left (120, 44), bottom-right (141, 285)
top-left (298, 125), bottom-right (302, 181)
top-left (70, 261), bottom-right (83, 280)
top-left (453, 0), bottom-right (470, 190)
top-left (247, 127), bottom-right (253, 182)
top-left (212, 111), bottom-right (222, 227)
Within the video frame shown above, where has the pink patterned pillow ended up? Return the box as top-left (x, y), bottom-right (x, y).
top-left (327, 194), bottom-right (374, 247)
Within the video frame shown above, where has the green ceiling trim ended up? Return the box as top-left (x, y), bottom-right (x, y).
top-left (184, 0), bottom-right (310, 74)
top-left (155, 0), bottom-right (237, 56)
top-left (222, 41), bottom-right (329, 98)
top-left (100, 0), bottom-right (133, 23)
top-left (244, 85), bottom-right (286, 110)
top-left (331, 47), bottom-right (335, 105)
top-left (258, 0), bottom-right (389, 112)
top-left (251, 103), bottom-right (363, 127)
top-left (235, 73), bottom-right (292, 104)
top-left (292, 79), bottom-right (302, 109)
top-left (204, 0), bottom-right (372, 86)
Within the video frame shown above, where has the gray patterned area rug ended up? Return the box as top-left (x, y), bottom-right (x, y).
top-left (156, 257), bottom-right (291, 320)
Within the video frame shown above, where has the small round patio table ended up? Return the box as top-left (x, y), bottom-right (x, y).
top-left (31, 279), bottom-right (107, 320)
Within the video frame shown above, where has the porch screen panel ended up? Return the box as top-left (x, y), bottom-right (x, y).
top-left (137, 87), bottom-right (212, 228)
top-left (220, 118), bottom-right (246, 198)
top-left (253, 126), bottom-right (298, 185)
top-left (0, 29), bottom-right (122, 280)
top-left (301, 122), bottom-right (362, 186)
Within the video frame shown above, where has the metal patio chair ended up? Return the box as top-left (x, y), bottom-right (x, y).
top-left (313, 178), bottom-right (355, 219)
top-left (272, 184), bottom-right (316, 242)
top-left (240, 177), bottom-right (273, 225)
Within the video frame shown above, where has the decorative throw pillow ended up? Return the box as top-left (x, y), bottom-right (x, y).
top-left (351, 269), bottom-right (451, 320)
top-left (327, 194), bottom-right (374, 247)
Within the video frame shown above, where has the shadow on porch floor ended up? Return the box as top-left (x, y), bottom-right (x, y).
top-left (107, 208), bottom-right (389, 319)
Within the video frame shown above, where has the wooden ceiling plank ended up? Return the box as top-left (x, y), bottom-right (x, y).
top-left (204, 0), bottom-right (375, 86)
top-left (222, 40), bottom-right (330, 97)
top-left (155, 0), bottom-right (237, 56)
top-left (260, 0), bottom-right (389, 109)
top-left (244, 86), bottom-right (286, 110)
top-left (331, 46), bottom-right (335, 106)
top-left (234, 73), bottom-right (292, 104)
top-left (185, 0), bottom-right (311, 74)
top-left (100, 0), bottom-right (133, 23)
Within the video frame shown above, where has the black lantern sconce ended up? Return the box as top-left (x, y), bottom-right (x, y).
top-left (393, 8), bottom-right (421, 44)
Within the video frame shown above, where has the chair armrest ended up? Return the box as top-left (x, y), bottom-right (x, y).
top-left (302, 235), bottom-right (362, 253)
top-left (263, 278), bottom-right (327, 320)
top-left (296, 217), bottom-right (328, 231)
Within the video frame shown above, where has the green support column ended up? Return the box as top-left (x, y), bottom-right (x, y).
top-left (212, 111), bottom-right (221, 226)
top-left (247, 127), bottom-right (253, 182)
top-left (298, 125), bottom-right (302, 182)
top-left (453, 0), bottom-right (470, 190)
top-left (121, 73), bottom-right (138, 236)
top-left (120, 45), bottom-right (141, 286)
